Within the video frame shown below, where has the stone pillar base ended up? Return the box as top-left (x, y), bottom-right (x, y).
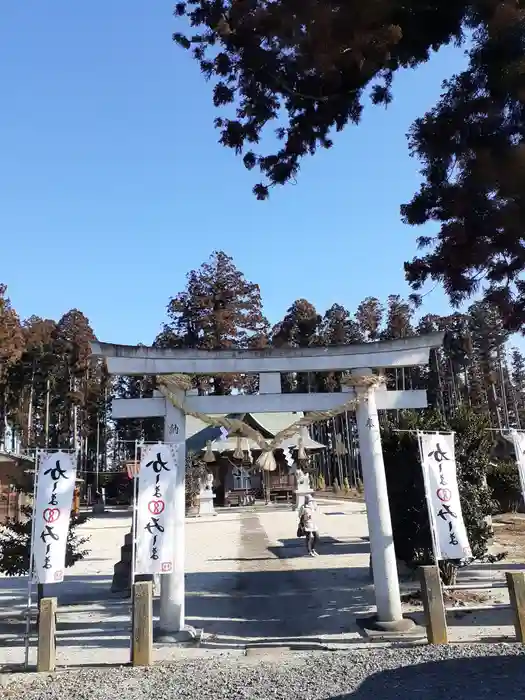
top-left (356, 614), bottom-right (425, 640)
top-left (198, 491), bottom-right (216, 516)
top-left (154, 625), bottom-right (202, 645)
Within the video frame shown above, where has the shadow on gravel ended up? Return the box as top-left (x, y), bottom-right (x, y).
top-left (270, 537), bottom-right (370, 558)
top-left (405, 601), bottom-right (516, 637)
top-left (0, 574), bottom-right (114, 615)
top-left (85, 508), bottom-right (133, 520)
top-left (330, 654), bottom-right (525, 699)
top-left (1, 567), bottom-right (373, 651)
top-left (0, 575), bottom-right (127, 649)
top-left (185, 566), bottom-right (374, 646)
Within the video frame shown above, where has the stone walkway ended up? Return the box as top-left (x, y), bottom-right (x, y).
top-left (185, 500), bottom-right (375, 647)
top-left (0, 500), bottom-right (519, 669)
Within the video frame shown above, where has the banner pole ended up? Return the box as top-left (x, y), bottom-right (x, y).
top-left (510, 430), bottom-right (525, 507)
top-left (130, 440), bottom-right (139, 594)
top-left (24, 448), bottom-right (40, 670)
top-left (417, 432), bottom-right (441, 566)
top-left (130, 440), bottom-right (142, 663)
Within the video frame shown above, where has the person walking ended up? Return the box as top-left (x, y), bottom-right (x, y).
top-left (298, 494), bottom-right (320, 557)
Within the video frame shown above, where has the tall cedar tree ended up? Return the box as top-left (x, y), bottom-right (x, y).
top-left (319, 304), bottom-right (364, 391)
top-left (158, 251), bottom-right (269, 394)
top-left (381, 295), bottom-right (415, 340)
top-left (0, 285), bottom-right (24, 444)
top-left (1, 303), bottom-right (107, 484)
top-left (271, 299), bottom-right (321, 392)
top-left (7, 317), bottom-right (57, 446)
top-left (51, 310), bottom-right (96, 451)
top-left (510, 348), bottom-right (525, 427)
top-left (320, 304), bottom-right (363, 346)
top-left (355, 297), bottom-right (384, 341)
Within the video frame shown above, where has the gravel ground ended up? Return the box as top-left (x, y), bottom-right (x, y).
top-left (2, 645), bottom-right (525, 700)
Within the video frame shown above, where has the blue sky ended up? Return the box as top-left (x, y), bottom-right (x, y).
top-left (1, 2), bottom-right (470, 345)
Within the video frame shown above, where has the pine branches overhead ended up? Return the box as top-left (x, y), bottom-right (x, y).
top-left (173, 0), bottom-right (468, 199)
top-left (173, 2), bottom-right (525, 329)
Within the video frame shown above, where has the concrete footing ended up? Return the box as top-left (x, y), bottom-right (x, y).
top-left (154, 625), bottom-right (202, 646)
top-left (356, 614), bottom-right (425, 640)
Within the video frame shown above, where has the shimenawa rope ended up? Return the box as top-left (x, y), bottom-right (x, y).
top-left (156, 373), bottom-right (384, 472)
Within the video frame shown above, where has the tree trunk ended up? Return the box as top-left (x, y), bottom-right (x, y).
top-left (0, 385), bottom-right (6, 446)
top-left (44, 378), bottom-right (50, 448)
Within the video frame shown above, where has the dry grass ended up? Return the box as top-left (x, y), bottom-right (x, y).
top-left (401, 588), bottom-right (490, 608)
top-left (491, 512), bottom-right (525, 564)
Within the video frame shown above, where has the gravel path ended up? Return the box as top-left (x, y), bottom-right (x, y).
top-left (2, 645), bottom-right (525, 700)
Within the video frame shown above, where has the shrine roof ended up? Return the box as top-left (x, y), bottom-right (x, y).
top-left (185, 411), bottom-right (323, 454)
top-left (248, 412), bottom-right (304, 437)
top-left (186, 412), bottom-right (304, 441)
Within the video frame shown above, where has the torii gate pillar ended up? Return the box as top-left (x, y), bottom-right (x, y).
top-left (157, 391), bottom-right (195, 641)
top-left (353, 369), bottom-right (409, 632)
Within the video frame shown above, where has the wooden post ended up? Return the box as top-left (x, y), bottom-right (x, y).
top-left (506, 571), bottom-right (525, 642)
top-left (419, 565), bottom-right (448, 644)
top-left (37, 597), bottom-right (57, 672)
top-left (132, 581), bottom-right (153, 666)
top-left (16, 489), bottom-right (22, 522)
top-left (36, 583), bottom-right (45, 628)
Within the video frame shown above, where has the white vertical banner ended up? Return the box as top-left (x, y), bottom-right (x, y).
top-left (32, 451), bottom-right (77, 584)
top-left (510, 430), bottom-right (525, 504)
top-left (418, 432), bottom-right (472, 561)
top-left (135, 443), bottom-right (178, 575)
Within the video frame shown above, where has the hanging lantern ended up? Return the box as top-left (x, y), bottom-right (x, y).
top-left (203, 440), bottom-right (215, 463)
top-left (297, 436), bottom-right (307, 461)
top-left (233, 436), bottom-right (243, 460)
top-left (257, 450), bottom-right (277, 472)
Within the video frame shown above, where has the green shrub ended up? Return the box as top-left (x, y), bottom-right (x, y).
top-left (488, 460), bottom-right (524, 513)
top-left (0, 507), bottom-right (90, 577)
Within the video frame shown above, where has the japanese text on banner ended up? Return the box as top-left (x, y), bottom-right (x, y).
top-left (418, 432), bottom-right (472, 561)
top-left (32, 451), bottom-right (77, 584)
top-left (135, 443), bottom-right (179, 575)
top-left (510, 431), bottom-right (525, 504)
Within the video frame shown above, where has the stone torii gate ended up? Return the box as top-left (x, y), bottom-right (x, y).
top-left (91, 332), bottom-right (443, 640)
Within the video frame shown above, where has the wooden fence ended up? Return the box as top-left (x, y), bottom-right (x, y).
top-left (33, 571), bottom-right (525, 671)
top-left (420, 566), bottom-right (525, 644)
